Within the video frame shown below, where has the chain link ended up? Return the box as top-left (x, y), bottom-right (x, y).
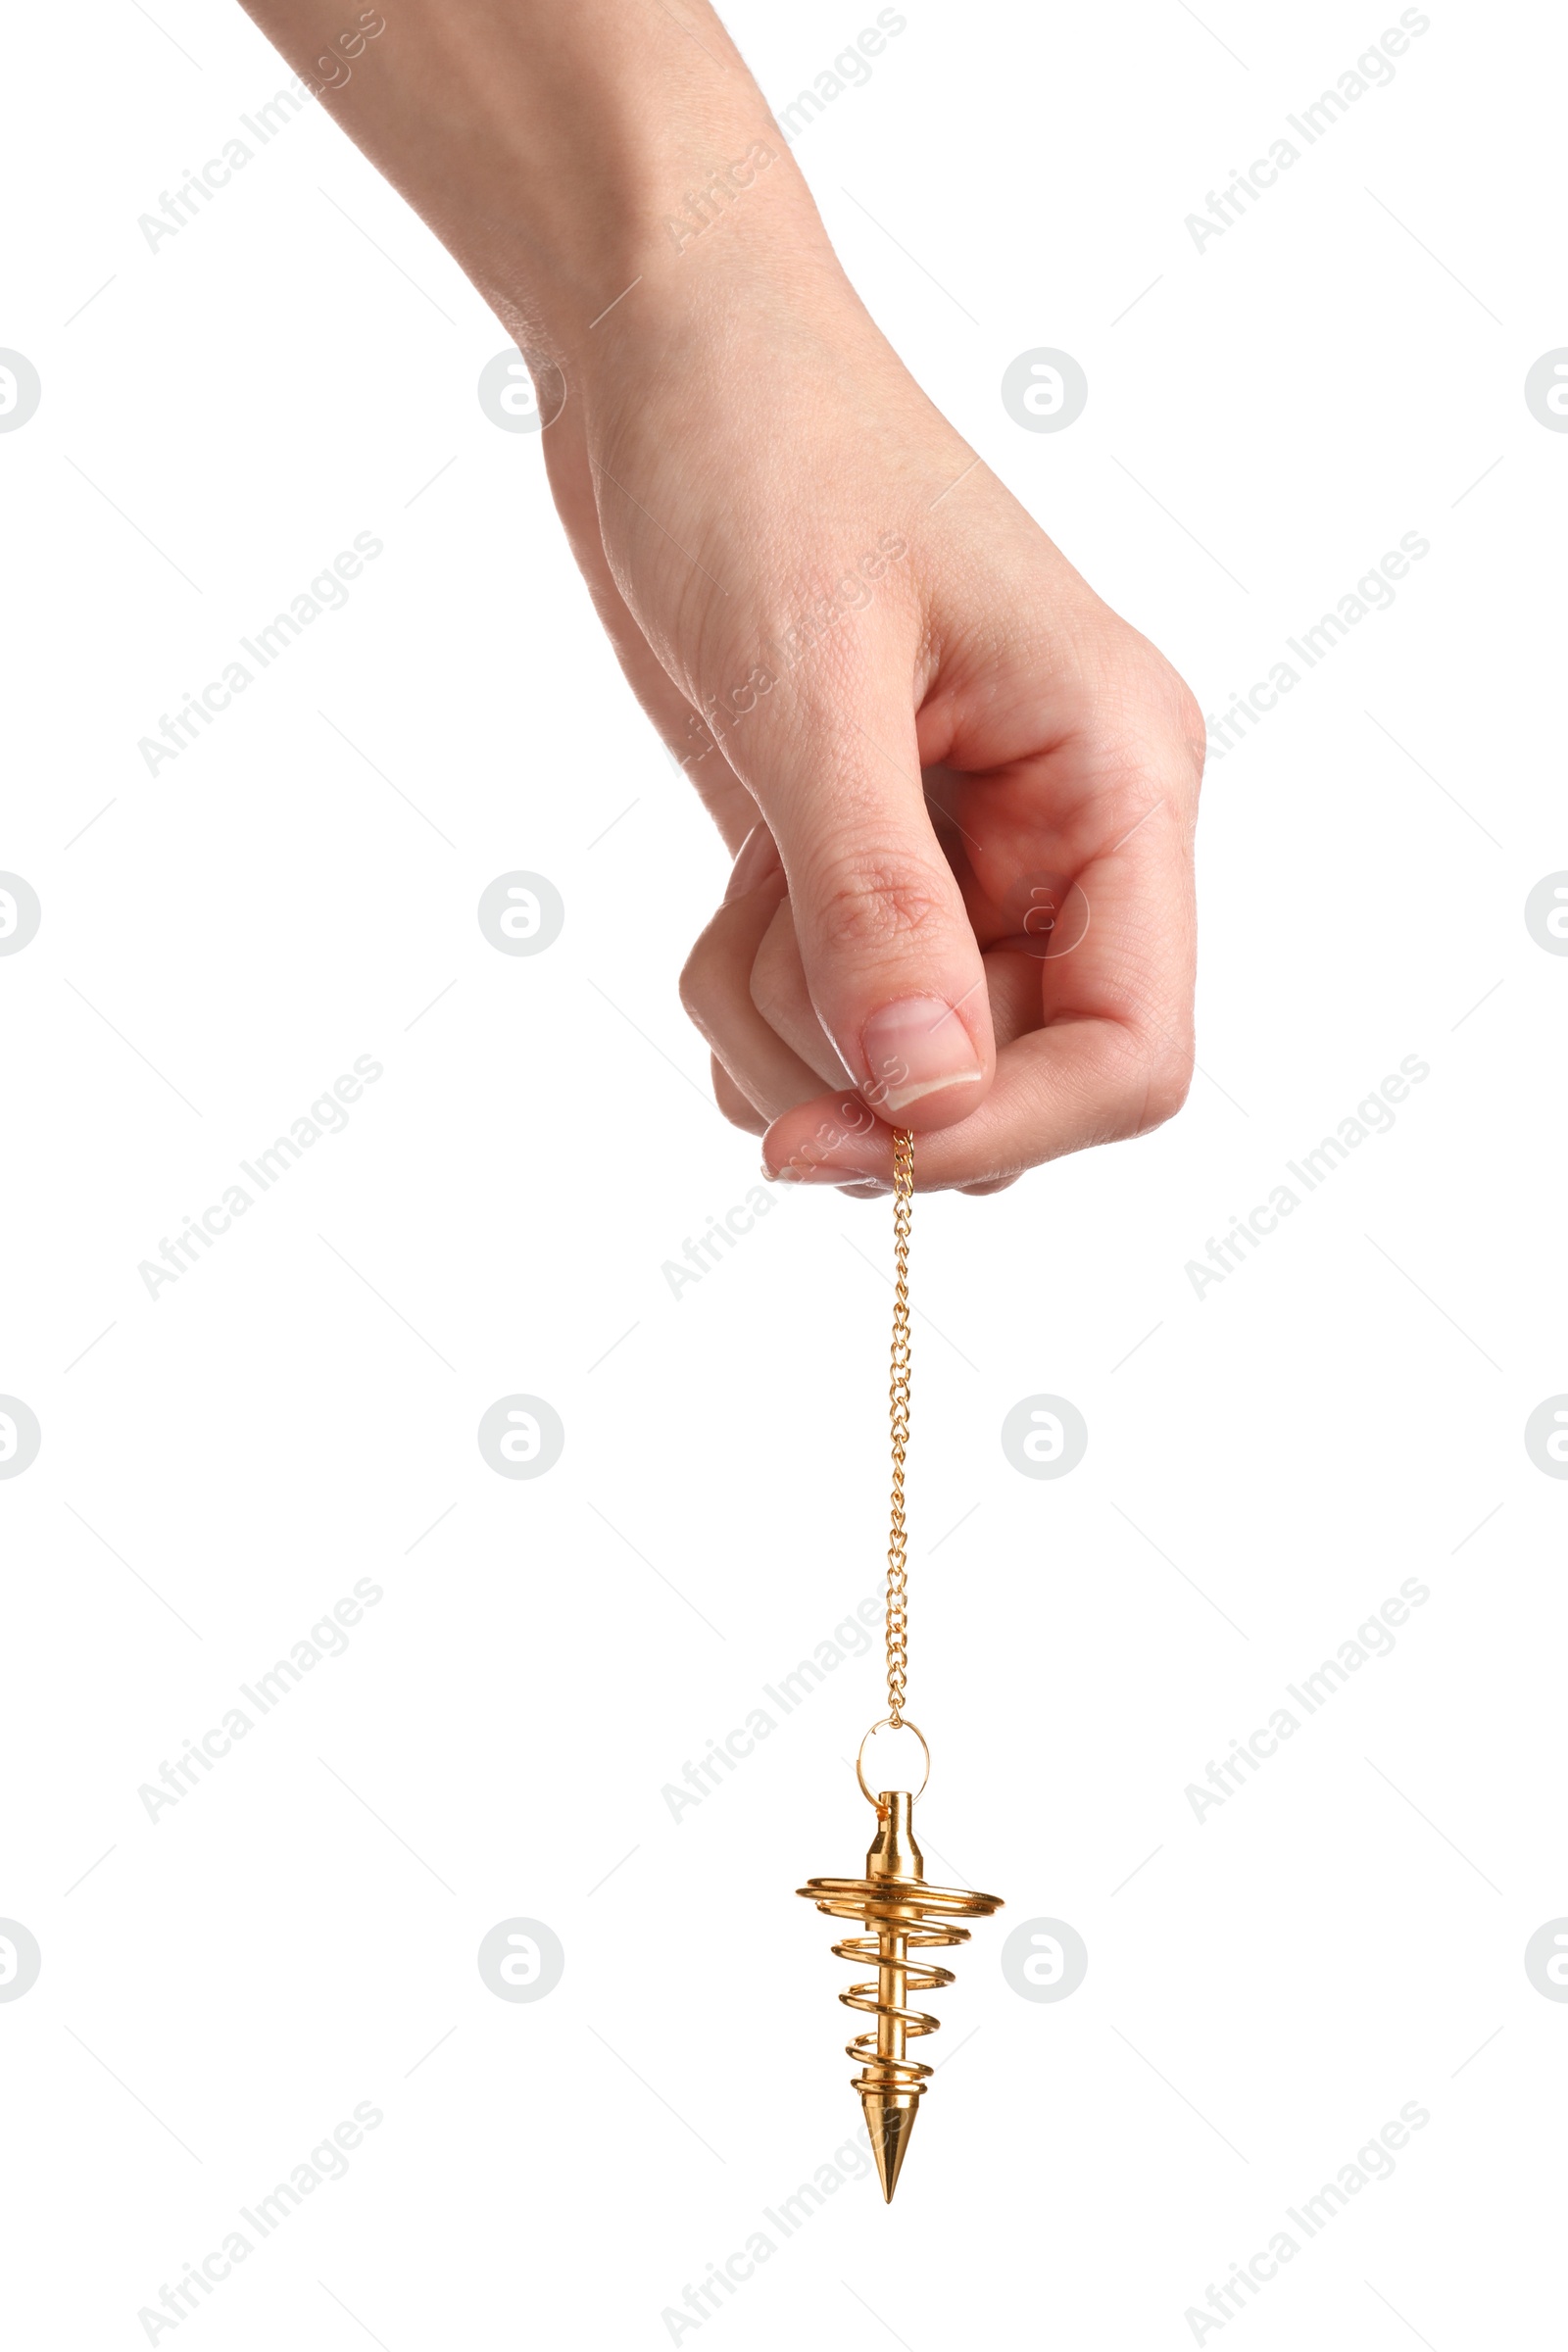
top-left (885, 1128), bottom-right (914, 1726)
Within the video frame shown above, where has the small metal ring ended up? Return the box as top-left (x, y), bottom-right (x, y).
top-left (856, 1716), bottom-right (931, 1808)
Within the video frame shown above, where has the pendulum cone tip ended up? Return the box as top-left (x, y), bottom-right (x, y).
top-left (861, 2092), bottom-right (918, 2204)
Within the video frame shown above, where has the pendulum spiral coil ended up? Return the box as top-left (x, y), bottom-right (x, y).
top-left (804, 1872), bottom-right (1000, 2094)
top-left (799, 1785), bottom-right (1003, 2200)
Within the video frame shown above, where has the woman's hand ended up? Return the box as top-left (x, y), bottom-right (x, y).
top-left (543, 209), bottom-right (1203, 1191)
top-left (237, 0), bottom-right (1203, 1190)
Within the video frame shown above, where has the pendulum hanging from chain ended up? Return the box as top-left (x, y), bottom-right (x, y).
top-left (797, 1126), bottom-right (1004, 2203)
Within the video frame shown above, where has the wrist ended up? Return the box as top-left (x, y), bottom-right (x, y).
top-left (499, 119), bottom-right (842, 400)
top-left (244, 0), bottom-right (839, 382)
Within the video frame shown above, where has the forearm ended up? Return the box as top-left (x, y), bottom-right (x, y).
top-left (237, 0), bottom-right (833, 368)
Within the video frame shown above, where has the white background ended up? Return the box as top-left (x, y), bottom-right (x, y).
top-left (3, 0), bottom-right (1565, 2344)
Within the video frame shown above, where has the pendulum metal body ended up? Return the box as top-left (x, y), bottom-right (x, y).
top-left (798, 1774), bottom-right (1003, 2202)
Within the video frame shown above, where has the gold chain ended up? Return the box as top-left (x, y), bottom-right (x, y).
top-left (885, 1128), bottom-right (914, 1726)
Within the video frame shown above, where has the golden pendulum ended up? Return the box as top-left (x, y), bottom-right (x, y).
top-left (797, 1128), bottom-right (1004, 2203)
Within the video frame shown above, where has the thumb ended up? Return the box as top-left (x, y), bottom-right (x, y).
top-left (731, 678), bottom-right (993, 1128)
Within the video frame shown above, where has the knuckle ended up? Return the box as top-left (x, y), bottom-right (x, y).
top-left (708, 1054), bottom-right (766, 1137)
top-left (1089, 1022), bottom-right (1193, 1142)
top-left (716, 1086), bottom-right (765, 1138)
top-left (747, 908), bottom-right (804, 1027)
top-left (678, 903), bottom-right (743, 1030)
top-left (1144, 658), bottom-right (1206, 788)
top-left (1131, 1037), bottom-right (1194, 1134)
top-left (808, 853), bottom-right (955, 961)
top-left (1097, 634), bottom-right (1207, 792)
top-left (1167, 678), bottom-right (1208, 786)
top-left (677, 931), bottom-right (717, 1025)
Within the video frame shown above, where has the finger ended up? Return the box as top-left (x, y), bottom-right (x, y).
top-left (762, 1007), bottom-right (1182, 1190)
top-left (749, 896), bottom-right (853, 1088)
top-left (720, 821), bottom-right (784, 905)
top-left (720, 654), bottom-right (995, 1130)
top-left (680, 875), bottom-right (826, 1120)
top-left (710, 1054), bottom-right (766, 1136)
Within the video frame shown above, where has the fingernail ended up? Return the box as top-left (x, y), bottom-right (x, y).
top-left (858, 996), bottom-right (983, 1113)
top-left (762, 1128), bottom-right (887, 1186)
top-left (763, 1152), bottom-right (883, 1187)
top-left (792, 1161), bottom-right (884, 1186)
